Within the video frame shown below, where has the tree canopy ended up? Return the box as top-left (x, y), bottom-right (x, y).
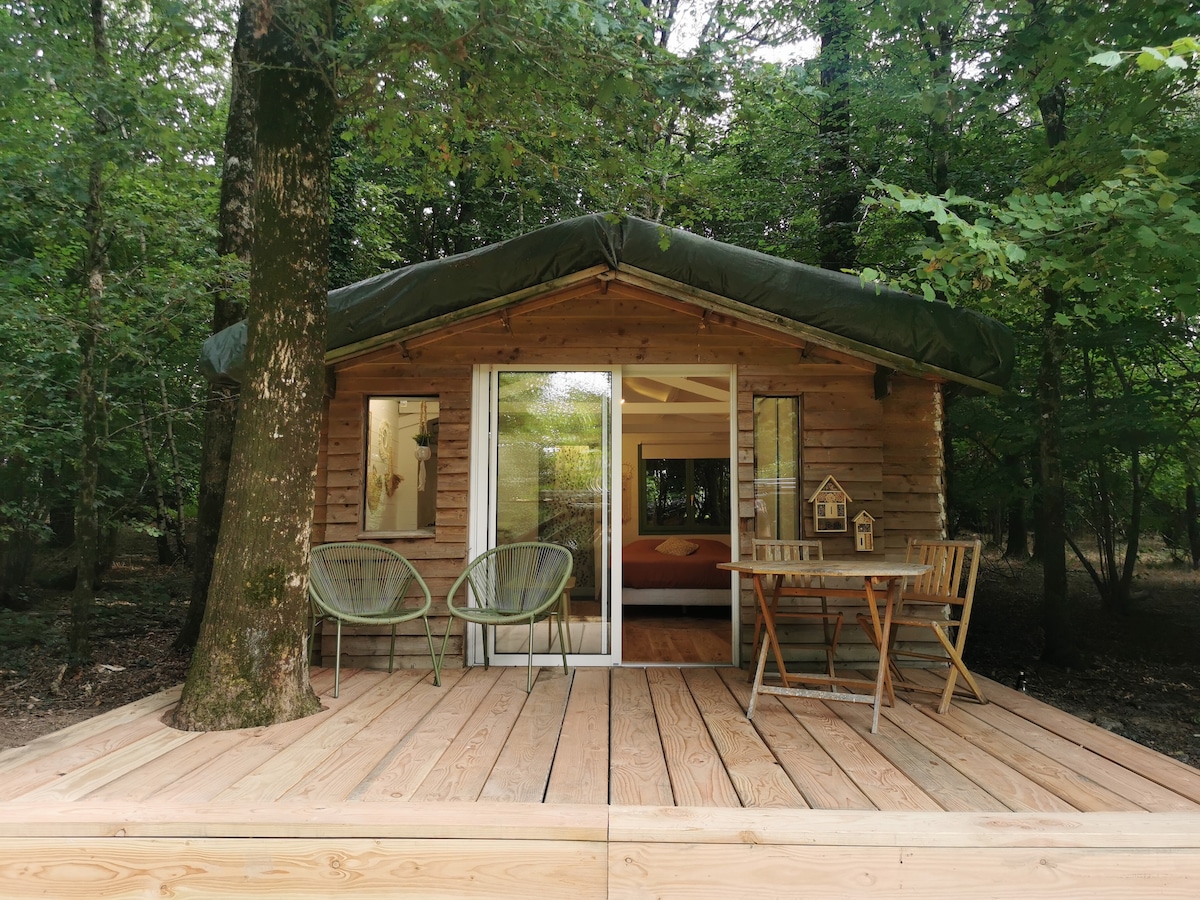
top-left (1, 0), bottom-right (1198, 689)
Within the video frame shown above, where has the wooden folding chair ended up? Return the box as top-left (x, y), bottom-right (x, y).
top-left (751, 539), bottom-right (842, 677)
top-left (857, 537), bottom-right (986, 714)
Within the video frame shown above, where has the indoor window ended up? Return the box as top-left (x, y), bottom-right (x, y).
top-left (639, 452), bottom-right (730, 534)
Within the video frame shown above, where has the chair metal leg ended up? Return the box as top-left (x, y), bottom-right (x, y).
top-left (423, 617), bottom-right (440, 686)
top-left (555, 611), bottom-right (569, 676)
top-left (388, 624), bottom-right (397, 674)
top-left (526, 620), bottom-right (535, 692)
top-left (333, 620), bottom-right (343, 699)
top-left (436, 617), bottom-right (456, 684)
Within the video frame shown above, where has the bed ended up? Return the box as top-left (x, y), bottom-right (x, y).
top-left (621, 537), bottom-right (732, 606)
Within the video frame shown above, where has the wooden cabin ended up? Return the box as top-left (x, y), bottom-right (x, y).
top-left (203, 214), bottom-right (1014, 675)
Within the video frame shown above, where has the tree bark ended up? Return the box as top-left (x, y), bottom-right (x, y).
top-left (70, 0), bottom-right (111, 664)
top-left (175, 3), bottom-right (257, 651)
top-left (173, 0), bottom-right (335, 730)
top-left (136, 402), bottom-right (174, 564)
top-left (815, 0), bottom-right (860, 272)
top-left (1037, 286), bottom-right (1078, 665)
top-left (1187, 482), bottom-right (1200, 569)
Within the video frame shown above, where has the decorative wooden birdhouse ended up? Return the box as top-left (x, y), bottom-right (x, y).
top-left (853, 510), bottom-right (876, 552)
top-left (808, 476), bottom-right (850, 533)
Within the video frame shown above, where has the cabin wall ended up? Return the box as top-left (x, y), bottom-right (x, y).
top-left (311, 284), bottom-right (947, 671)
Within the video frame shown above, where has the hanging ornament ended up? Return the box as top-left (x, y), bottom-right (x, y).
top-left (413, 400), bottom-right (431, 490)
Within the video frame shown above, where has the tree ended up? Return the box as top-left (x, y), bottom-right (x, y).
top-left (176, 3), bottom-right (257, 651)
top-left (868, 0), bottom-right (1200, 662)
top-left (174, 0), bottom-right (336, 729)
top-left (0, 1), bottom-right (225, 647)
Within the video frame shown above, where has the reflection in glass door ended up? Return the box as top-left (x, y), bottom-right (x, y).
top-left (486, 370), bottom-right (614, 664)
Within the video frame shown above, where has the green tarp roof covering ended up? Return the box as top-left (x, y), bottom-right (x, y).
top-left (200, 213), bottom-right (1014, 389)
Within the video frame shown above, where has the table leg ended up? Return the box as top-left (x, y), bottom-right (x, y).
top-left (864, 576), bottom-right (899, 733)
top-left (747, 619), bottom-right (771, 719)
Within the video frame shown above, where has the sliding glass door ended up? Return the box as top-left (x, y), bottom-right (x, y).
top-left (474, 369), bottom-right (617, 666)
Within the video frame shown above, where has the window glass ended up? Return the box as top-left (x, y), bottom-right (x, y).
top-left (639, 452), bottom-right (730, 534)
top-left (365, 397), bottom-right (438, 532)
top-left (753, 396), bottom-right (800, 540)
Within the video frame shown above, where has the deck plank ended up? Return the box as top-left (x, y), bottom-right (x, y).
top-left (479, 668), bottom-right (573, 803)
top-left (645, 667), bottom-right (740, 808)
top-left (282, 668), bottom-right (465, 803)
top-left (15, 727), bottom-right (200, 802)
top-left (0, 686), bottom-right (182, 774)
top-left (0, 698), bottom-right (186, 801)
top-left (411, 667), bottom-right (532, 802)
top-left (779, 696), bottom-right (942, 811)
top-left (149, 670), bottom-right (380, 803)
top-left (609, 668), bottom-right (674, 807)
top-left (681, 668), bottom-right (805, 808)
top-left (875, 697), bottom-right (1077, 813)
top-left (917, 702), bottom-right (1145, 812)
top-left (717, 667), bottom-right (869, 810)
top-left (979, 674), bottom-right (1200, 804)
top-left (353, 666), bottom-right (504, 801)
top-left (836, 699), bottom-right (1007, 812)
top-left (942, 692), bottom-right (1200, 813)
top-left (545, 668), bottom-right (611, 805)
top-left (6, 837), bottom-right (609, 900)
top-left (213, 670), bottom-right (425, 803)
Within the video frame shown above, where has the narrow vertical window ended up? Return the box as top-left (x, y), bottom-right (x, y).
top-left (753, 397), bottom-right (800, 540)
top-left (364, 397), bottom-right (438, 533)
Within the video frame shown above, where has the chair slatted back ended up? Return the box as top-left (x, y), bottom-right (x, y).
top-left (460, 542), bottom-right (573, 617)
top-left (753, 539), bottom-right (822, 589)
top-left (904, 538), bottom-right (981, 611)
top-left (309, 542), bottom-right (428, 619)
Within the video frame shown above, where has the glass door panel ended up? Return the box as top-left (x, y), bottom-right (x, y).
top-left (491, 371), bottom-right (613, 661)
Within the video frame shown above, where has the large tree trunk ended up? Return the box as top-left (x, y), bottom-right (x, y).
top-left (175, 4), bottom-right (257, 651)
top-left (1037, 286), bottom-right (1077, 665)
top-left (1032, 68), bottom-right (1079, 665)
top-left (70, 0), bottom-right (111, 664)
top-left (815, 0), bottom-right (859, 272)
top-left (173, 0), bottom-right (335, 730)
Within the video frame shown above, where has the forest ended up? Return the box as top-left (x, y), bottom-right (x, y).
top-left (1, 0), bottom-right (1198, 724)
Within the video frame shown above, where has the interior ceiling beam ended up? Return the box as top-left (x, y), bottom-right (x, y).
top-left (621, 401), bottom-right (729, 416)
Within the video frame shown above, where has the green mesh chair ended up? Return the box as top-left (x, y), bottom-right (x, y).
top-left (438, 542), bottom-right (573, 693)
top-left (308, 542), bottom-right (438, 697)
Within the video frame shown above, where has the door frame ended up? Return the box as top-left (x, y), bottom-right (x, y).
top-left (468, 363), bottom-right (739, 668)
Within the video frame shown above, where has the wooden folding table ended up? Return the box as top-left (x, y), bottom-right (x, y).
top-left (719, 559), bottom-right (932, 733)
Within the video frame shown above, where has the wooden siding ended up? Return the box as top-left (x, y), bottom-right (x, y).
top-left (315, 279), bottom-right (946, 671)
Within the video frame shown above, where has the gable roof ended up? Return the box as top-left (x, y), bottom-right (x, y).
top-left (200, 213), bottom-right (1014, 391)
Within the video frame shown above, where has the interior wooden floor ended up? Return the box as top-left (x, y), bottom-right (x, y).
top-left (3, 665), bottom-right (1200, 897)
top-left (621, 606), bottom-right (731, 664)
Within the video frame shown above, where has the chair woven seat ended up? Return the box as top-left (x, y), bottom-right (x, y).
top-left (308, 542), bottom-right (438, 697)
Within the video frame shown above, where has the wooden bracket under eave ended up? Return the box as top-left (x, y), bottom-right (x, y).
top-left (874, 365), bottom-right (894, 400)
top-left (697, 309), bottom-right (712, 333)
top-left (324, 367), bottom-right (337, 398)
top-left (596, 269), bottom-right (616, 294)
top-left (500, 309), bottom-right (512, 333)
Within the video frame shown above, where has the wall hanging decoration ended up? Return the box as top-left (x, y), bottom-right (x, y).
top-left (412, 400), bottom-right (431, 490)
top-left (808, 475), bottom-right (850, 533)
top-left (853, 510), bottom-right (875, 552)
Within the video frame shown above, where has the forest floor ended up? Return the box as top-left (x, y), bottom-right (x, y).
top-left (2, 539), bottom-right (1198, 767)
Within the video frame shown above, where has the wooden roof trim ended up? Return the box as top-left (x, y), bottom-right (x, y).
top-left (324, 265), bottom-right (610, 364)
top-left (601, 280), bottom-right (875, 371)
top-left (610, 267), bottom-right (998, 394)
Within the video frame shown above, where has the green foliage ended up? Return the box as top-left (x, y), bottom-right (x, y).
top-left (0, 0), bottom-right (231, 577)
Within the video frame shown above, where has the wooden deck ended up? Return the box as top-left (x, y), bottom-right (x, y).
top-left (2, 664), bottom-right (1200, 897)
